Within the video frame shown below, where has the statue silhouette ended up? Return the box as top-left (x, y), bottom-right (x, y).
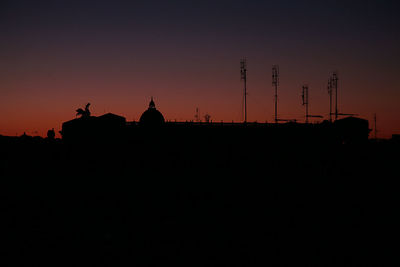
top-left (76, 103), bottom-right (91, 118)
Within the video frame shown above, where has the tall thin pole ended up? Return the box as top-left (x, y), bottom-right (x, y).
top-left (302, 85), bottom-right (309, 123)
top-left (328, 78), bottom-right (333, 123)
top-left (332, 72), bottom-right (338, 121)
top-left (195, 107), bottom-right (200, 122)
top-left (272, 65), bottom-right (279, 124)
top-left (245, 72), bottom-right (247, 123)
top-left (374, 113), bottom-right (377, 139)
top-left (306, 87), bottom-right (308, 123)
top-left (240, 59), bottom-right (247, 123)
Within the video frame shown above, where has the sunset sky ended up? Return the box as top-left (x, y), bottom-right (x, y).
top-left (1, 0), bottom-right (399, 138)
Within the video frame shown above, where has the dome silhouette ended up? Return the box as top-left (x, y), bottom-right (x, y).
top-left (139, 97), bottom-right (165, 126)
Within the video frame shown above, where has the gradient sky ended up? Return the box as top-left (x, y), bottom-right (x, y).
top-left (1, 0), bottom-right (399, 138)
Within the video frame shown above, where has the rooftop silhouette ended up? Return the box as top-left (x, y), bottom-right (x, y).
top-left (1, 97), bottom-right (398, 267)
top-left (2, 1), bottom-right (399, 265)
top-left (58, 99), bottom-right (371, 146)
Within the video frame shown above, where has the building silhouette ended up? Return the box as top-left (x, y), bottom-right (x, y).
top-left (139, 97), bottom-right (165, 126)
top-left (60, 98), bottom-right (370, 145)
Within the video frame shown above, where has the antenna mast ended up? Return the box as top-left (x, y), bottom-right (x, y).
top-left (302, 85), bottom-right (309, 123)
top-left (195, 107), bottom-right (201, 122)
top-left (272, 65), bottom-right (279, 123)
top-left (374, 113), bottom-right (377, 139)
top-left (328, 77), bottom-right (333, 122)
top-left (240, 59), bottom-right (247, 123)
top-left (332, 71), bottom-right (338, 120)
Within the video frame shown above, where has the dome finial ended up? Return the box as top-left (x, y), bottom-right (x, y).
top-left (149, 97), bottom-right (155, 109)
top-left (140, 97), bottom-right (165, 125)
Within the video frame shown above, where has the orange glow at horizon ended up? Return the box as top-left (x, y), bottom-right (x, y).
top-left (1, 1), bottom-right (399, 139)
top-left (1, 61), bottom-right (399, 139)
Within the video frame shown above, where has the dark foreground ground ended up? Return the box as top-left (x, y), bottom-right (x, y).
top-left (1, 133), bottom-right (399, 266)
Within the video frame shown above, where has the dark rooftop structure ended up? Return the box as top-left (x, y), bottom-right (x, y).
top-left (139, 97), bottom-right (165, 126)
top-left (60, 100), bottom-right (371, 145)
top-left (61, 112), bottom-right (126, 142)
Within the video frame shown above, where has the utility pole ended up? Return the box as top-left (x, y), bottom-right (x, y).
top-left (240, 59), bottom-right (247, 123)
top-left (272, 65), bottom-right (279, 123)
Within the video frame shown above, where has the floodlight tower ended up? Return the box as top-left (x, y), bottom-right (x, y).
top-left (302, 85), bottom-right (309, 123)
top-left (328, 77), bottom-right (333, 122)
top-left (240, 59), bottom-right (247, 123)
top-left (272, 65), bottom-right (279, 123)
top-left (332, 71), bottom-right (339, 120)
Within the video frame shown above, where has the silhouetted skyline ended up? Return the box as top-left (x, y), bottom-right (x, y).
top-left (1, 0), bottom-right (399, 138)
